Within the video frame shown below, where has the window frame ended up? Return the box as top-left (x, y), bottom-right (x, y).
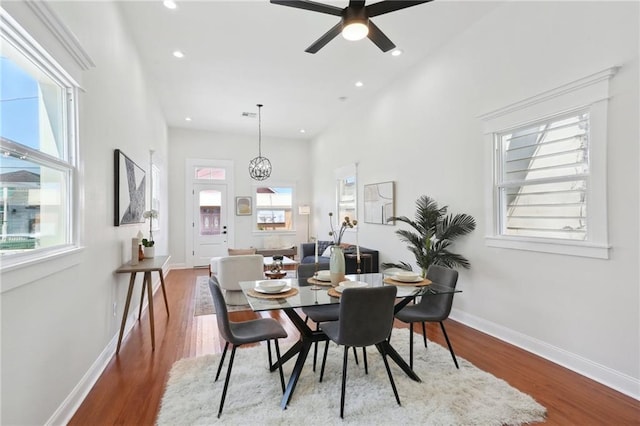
top-left (480, 68), bottom-right (617, 259)
top-left (0, 8), bottom-right (81, 281)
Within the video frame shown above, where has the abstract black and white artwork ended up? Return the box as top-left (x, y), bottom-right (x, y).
top-left (364, 181), bottom-right (395, 225)
top-left (114, 149), bottom-right (146, 226)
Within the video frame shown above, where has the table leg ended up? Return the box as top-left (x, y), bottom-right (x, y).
top-left (145, 271), bottom-right (155, 351)
top-left (159, 271), bottom-right (170, 316)
top-left (138, 275), bottom-right (146, 319)
top-left (116, 273), bottom-right (136, 354)
top-left (278, 308), bottom-right (328, 409)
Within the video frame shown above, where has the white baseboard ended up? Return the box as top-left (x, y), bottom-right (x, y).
top-left (46, 275), bottom-right (165, 425)
top-left (450, 308), bottom-right (640, 400)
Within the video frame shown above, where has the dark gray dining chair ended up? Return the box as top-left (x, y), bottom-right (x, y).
top-left (319, 285), bottom-right (400, 418)
top-left (394, 264), bottom-right (460, 369)
top-left (297, 263), bottom-right (360, 371)
top-left (208, 278), bottom-right (288, 418)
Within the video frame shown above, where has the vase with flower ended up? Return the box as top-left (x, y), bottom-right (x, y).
top-left (142, 209), bottom-right (158, 258)
top-left (327, 212), bottom-right (357, 285)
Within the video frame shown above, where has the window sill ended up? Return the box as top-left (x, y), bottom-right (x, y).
top-left (1, 246), bottom-right (85, 293)
top-left (485, 236), bottom-right (610, 259)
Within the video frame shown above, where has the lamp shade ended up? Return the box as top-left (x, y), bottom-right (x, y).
top-left (298, 205), bottom-right (311, 215)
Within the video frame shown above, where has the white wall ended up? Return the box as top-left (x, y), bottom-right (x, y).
top-left (0, 2), bottom-right (168, 424)
top-left (311, 1), bottom-right (639, 397)
top-left (167, 127), bottom-right (311, 267)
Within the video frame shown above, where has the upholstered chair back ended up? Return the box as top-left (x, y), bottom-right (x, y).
top-left (217, 254), bottom-right (264, 305)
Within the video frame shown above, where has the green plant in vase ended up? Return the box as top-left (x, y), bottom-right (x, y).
top-left (382, 195), bottom-right (476, 276)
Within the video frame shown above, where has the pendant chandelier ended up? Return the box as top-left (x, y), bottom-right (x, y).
top-left (249, 103), bottom-right (272, 181)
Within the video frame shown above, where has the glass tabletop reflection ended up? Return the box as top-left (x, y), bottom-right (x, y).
top-left (239, 273), bottom-right (442, 312)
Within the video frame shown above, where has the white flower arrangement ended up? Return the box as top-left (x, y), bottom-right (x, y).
top-left (142, 209), bottom-right (158, 246)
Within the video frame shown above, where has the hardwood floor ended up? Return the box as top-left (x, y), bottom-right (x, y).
top-left (69, 268), bottom-right (639, 425)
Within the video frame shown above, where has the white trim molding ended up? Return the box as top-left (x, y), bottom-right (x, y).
top-left (24, 0), bottom-right (95, 70)
top-left (480, 67), bottom-right (618, 259)
top-left (451, 308), bottom-right (640, 400)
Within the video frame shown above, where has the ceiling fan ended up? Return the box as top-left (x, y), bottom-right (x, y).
top-left (270, 0), bottom-right (432, 54)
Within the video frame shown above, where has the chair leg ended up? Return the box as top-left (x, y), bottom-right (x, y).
top-left (352, 346), bottom-right (359, 365)
top-left (312, 324), bottom-right (319, 372)
top-left (267, 340), bottom-right (273, 368)
top-left (340, 346), bottom-right (349, 419)
top-left (363, 347), bottom-right (368, 374)
top-left (377, 343), bottom-right (401, 407)
top-left (409, 322), bottom-right (414, 370)
top-left (274, 339), bottom-right (285, 393)
top-left (218, 345), bottom-right (238, 418)
top-left (422, 322), bottom-right (428, 347)
top-left (440, 321), bottom-right (459, 369)
top-left (319, 340), bottom-right (329, 383)
top-left (215, 341), bottom-right (229, 381)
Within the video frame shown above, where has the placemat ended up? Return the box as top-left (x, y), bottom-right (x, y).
top-left (247, 287), bottom-right (299, 299)
top-left (327, 287), bottom-right (341, 298)
top-left (307, 277), bottom-right (333, 286)
top-left (383, 277), bottom-right (432, 287)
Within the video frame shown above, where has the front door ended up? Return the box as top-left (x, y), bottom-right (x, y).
top-left (192, 183), bottom-right (228, 266)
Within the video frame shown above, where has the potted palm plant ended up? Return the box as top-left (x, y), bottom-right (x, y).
top-left (382, 195), bottom-right (476, 276)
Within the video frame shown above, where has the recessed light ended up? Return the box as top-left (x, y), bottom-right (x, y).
top-left (185, 117), bottom-right (192, 122)
top-left (299, 129), bottom-right (306, 134)
top-left (163, 1), bottom-right (177, 10)
top-left (172, 50), bottom-right (184, 59)
top-left (355, 81), bottom-right (364, 87)
top-left (391, 49), bottom-right (403, 57)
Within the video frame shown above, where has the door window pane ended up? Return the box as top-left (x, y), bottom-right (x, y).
top-left (199, 189), bottom-right (221, 235)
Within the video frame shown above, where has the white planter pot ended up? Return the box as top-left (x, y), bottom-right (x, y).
top-left (144, 246), bottom-right (155, 258)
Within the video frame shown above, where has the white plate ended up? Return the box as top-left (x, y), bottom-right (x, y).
top-left (335, 281), bottom-right (368, 293)
top-left (392, 274), bottom-right (423, 283)
top-left (314, 272), bottom-right (331, 281)
top-left (255, 280), bottom-right (290, 293)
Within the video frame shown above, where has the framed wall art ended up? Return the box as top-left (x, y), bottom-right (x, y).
top-left (114, 149), bottom-right (146, 226)
top-left (235, 196), bottom-right (252, 216)
top-left (364, 181), bottom-right (395, 225)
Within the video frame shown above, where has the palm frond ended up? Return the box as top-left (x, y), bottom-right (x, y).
top-left (381, 261), bottom-right (413, 271)
top-left (437, 213), bottom-right (477, 240)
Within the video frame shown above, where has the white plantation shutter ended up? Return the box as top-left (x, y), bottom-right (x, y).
top-left (497, 112), bottom-right (589, 240)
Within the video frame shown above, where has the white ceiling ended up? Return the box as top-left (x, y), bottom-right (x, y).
top-left (118, 0), bottom-right (501, 140)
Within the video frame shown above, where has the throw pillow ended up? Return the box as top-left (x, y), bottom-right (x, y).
top-left (321, 246), bottom-right (332, 257)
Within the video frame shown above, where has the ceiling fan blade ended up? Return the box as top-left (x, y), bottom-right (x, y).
top-left (270, 0), bottom-right (343, 16)
top-left (367, 21), bottom-right (395, 52)
top-left (366, 0), bottom-right (432, 18)
top-left (305, 21), bottom-right (342, 53)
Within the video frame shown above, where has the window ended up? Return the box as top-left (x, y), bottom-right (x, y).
top-left (497, 112), bottom-right (589, 240)
top-left (255, 186), bottom-right (294, 232)
top-left (0, 12), bottom-right (78, 263)
top-left (481, 68), bottom-right (617, 259)
top-left (336, 163), bottom-right (357, 223)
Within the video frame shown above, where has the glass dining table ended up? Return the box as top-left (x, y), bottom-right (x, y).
top-left (239, 272), bottom-right (459, 409)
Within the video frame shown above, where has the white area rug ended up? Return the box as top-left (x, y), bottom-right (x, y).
top-left (194, 275), bottom-right (250, 316)
top-left (157, 329), bottom-right (546, 425)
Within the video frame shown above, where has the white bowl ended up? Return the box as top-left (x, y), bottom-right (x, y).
top-left (315, 270), bottom-right (331, 281)
top-left (338, 280), bottom-right (368, 289)
top-left (257, 280), bottom-right (287, 293)
top-left (393, 271), bottom-right (420, 282)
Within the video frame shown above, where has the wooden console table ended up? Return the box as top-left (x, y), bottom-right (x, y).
top-left (115, 255), bottom-right (170, 353)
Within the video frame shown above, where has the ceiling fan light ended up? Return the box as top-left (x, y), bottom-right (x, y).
top-left (342, 22), bottom-right (368, 41)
